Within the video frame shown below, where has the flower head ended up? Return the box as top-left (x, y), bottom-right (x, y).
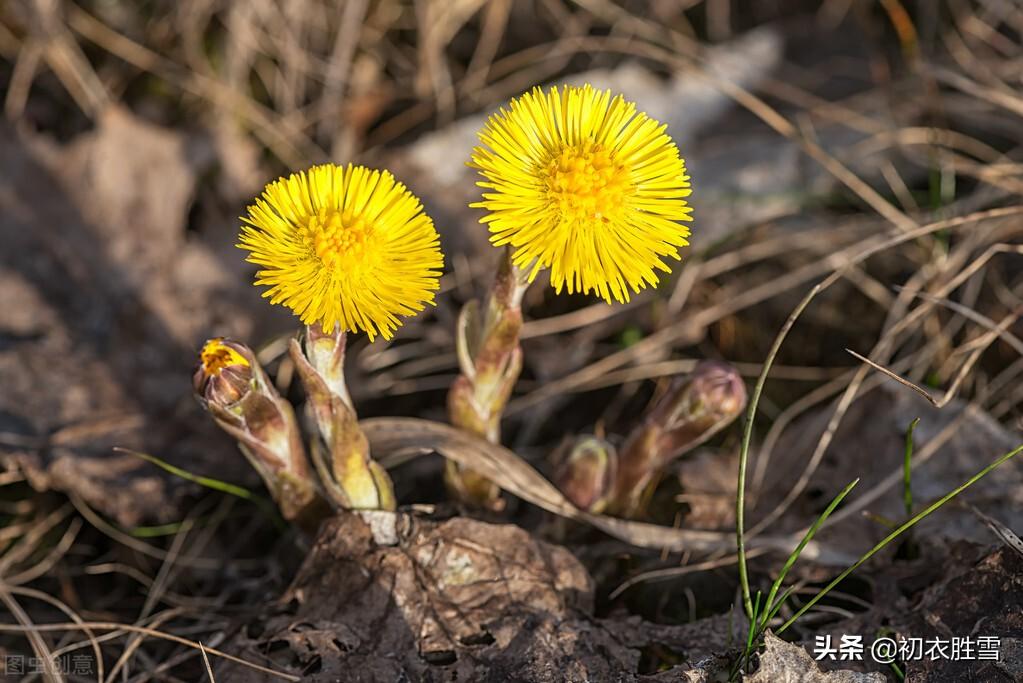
top-left (239, 163), bottom-right (444, 340)
top-left (471, 84), bottom-right (692, 303)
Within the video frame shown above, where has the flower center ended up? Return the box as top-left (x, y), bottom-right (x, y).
top-left (305, 209), bottom-right (374, 270)
top-left (200, 339), bottom-right (249, 375)
top-left (545, 142), bottom-right (631, 223)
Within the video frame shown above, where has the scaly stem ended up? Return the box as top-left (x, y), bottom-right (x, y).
top-left (194, 338), bottom-right (325, 528)
top-left (445, 249), bottom-right (530, 509)
top-left (290, 325), bottom-right (396, 511)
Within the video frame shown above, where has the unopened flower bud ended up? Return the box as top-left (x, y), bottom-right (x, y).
top-left (647, 360), bottom-right (747, 460)
top-left (194, 338), bottom-right (322, 525)
top-left (554, 436), bottom-right (618, 513)
top-left (194, 338), bottom-right (252, 406)
top-left (608, 360), bottom-right (747, 516)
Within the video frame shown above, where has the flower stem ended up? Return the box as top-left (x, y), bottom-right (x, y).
top-left (445, 249), bottom-right (530, 509)
top-left (290, 326), bottom-right (396, 511)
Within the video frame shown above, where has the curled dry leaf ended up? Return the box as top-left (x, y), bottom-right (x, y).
top-left (362, 417), bottom-right (845, 562)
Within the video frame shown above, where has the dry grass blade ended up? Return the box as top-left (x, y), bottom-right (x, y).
top-left (0, 504), bottom-right (73, 576)
top-left (849, 296), bottom-right (1023, 410)
top-left (966, 504), bottom-right (1023, 559)
top-left (104, 511), bottom-right (200, 683)
top-left (5, 517), bottom-right (81, 587)
top-left (507, 244), bottom-right (880, 415)
top-left (4, 584), bottom-right (105, 681)
top-left (68, 494), bottom-right (243, 571)
top-left (750, 368), bottom-right (863, 499)
top-left (64, 4), bottom-right (320, 167)
top-left (201, 642), bottom-right (216, 682)
top-left (318, 0), bottom-right (368, 145)
top-left (897, 287), bottom-right (1023, 355)
top-left (746, 207), bottom-right (1023, 541)
top-left (26, 0), bottom-right (109, 117)
top-left (608, 548), bottom-right (771, 600)
top-left (845, 348), bottom-right (941, 406)
top-left (0, 585), bottom-right (62, 682)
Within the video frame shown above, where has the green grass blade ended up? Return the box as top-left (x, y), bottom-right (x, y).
top-left (735, 284), bottom-right (824, 620)
top-left (731, 591), bottom-right (763, 681)
top-left (903, 417), bottom-right (920, 517)
top-left (759, 477), bottom-right (858, 633)
top-left (129, 521), bottom-right (190, 538)
top-left (117, 447), bottom-right (256, 500)
top-left (116, 447), bottom-right (285, 529)
top-left (777, 441), bottom-right (1023, 634)
top-left (745, 591), bottom-right (762, 655)
top-left (763, 584), bottom-right (796, 627)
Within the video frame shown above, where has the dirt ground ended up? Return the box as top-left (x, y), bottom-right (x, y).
top-left (2, 0), bottom-right (1023, 681)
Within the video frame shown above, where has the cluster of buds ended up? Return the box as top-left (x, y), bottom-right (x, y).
top-left (194, 327), bottom-right (395, 534)
top-left (445, 250), bottom-right (530, 510)
top-left (193, 339), bottom-right (323, 527)
top-left (555, 361), bottom-right (747, 517)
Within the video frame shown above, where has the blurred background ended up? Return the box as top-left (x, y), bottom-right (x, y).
top-left (1, 1), bottom-right (1023, 677)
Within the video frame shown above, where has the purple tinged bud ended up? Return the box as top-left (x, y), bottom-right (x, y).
top-left (649, 360), bottom-right (747, 461)
top-left (554, 436), bottom-right (617, 513)
top-left (607, 360), bottom-right (747, 517)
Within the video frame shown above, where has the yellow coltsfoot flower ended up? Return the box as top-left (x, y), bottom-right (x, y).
top-left (471, 84), bottom-right (693, 303)
top-left (239, 163), bottom-right (444, 340)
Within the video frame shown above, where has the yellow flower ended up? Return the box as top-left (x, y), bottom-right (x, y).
top-left (239, 164), bottom-right (444, 340)
top-left (471, 84), bottom-right (692, 303)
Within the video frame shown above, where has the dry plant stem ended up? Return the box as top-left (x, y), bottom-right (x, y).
top-left (606, 361), bottom-right (747, 517)
top-left (194, 340), bottom-right (322, 528)
top-left (445, 249), bottom-right (530, 509)
top-left (290, 326), bottom-right (396, 511)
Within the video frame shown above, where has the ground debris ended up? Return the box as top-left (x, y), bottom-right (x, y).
top-left (225, 511), bottom-right (723, 682)
top-left (746, 633), bottom-right (885, 682)
top-left (890, 544), bottom-right (1023, 682)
